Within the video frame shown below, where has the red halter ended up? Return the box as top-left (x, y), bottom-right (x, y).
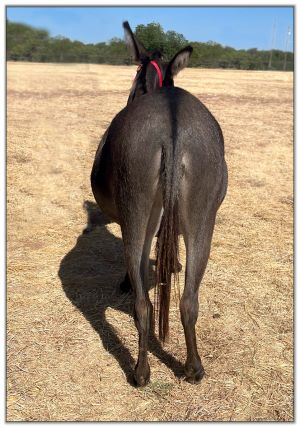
top-left (150, 60), bottom-right (163, 88)
top-left (134, 61), bottom-right (163, 88)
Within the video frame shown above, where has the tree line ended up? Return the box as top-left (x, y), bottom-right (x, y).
top-left (7, 20), bottom-right (293, 71)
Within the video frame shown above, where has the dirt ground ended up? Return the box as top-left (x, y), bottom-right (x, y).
top-left (7, 62), bottom-right (293, 421)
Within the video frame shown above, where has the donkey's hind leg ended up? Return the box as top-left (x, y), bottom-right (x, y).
top-left (180, 207), bottom-right (217, 384)
top-left (121, 195), bottom-right (162, 386)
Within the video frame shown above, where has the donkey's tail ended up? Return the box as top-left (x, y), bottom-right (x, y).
top-left (155, 137), bottom-right (181, 343)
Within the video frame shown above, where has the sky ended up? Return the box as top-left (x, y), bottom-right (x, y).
top-left (6, 6), bottom-right (294, 52)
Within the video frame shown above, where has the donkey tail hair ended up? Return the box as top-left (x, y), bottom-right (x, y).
top-left (155, 139), bottom-right (181, 343)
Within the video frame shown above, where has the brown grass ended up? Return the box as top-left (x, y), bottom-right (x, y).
top-left (7, 62), bottom-right (293, 421)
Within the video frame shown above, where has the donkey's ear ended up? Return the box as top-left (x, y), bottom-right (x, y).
top-left (123, 21), bottom-right (148, 64)
top-left (167, 46), bottom-right (193, 77)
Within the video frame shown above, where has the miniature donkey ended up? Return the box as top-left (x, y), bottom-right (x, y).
top-left (91, 22), bottom-right (227, 386)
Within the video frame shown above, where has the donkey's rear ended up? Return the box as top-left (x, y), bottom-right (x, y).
top-left (91, 22), bottom-right (227, 386)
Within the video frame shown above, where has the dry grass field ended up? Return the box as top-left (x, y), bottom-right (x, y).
top-left (7, 62), bottom-right (293, 421)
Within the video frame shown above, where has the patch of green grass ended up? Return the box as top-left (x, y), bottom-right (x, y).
top-left (144, 381), bottom-right (174, 398)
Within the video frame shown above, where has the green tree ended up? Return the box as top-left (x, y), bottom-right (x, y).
top-left (135, 23), bottom-right (165, 53)
top-left (107, 38), bottom-right (128, 64)
top-left (164, 30), bottom-right (188, 59)
top-left (7, 21), bottom-right (49, 61)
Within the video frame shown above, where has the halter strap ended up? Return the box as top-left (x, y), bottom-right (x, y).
top-left (150, 60), bottom-right (163, 88)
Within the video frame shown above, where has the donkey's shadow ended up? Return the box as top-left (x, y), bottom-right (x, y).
top-left (58, 201), bottom-right (184, 386)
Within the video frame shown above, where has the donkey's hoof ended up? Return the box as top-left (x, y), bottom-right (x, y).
top-left (134, 373), bottom-right (150, 387)
top-left (134, 365), bottom-right (150, 387)
top-left (185, 366), bottom-right (205, 384)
